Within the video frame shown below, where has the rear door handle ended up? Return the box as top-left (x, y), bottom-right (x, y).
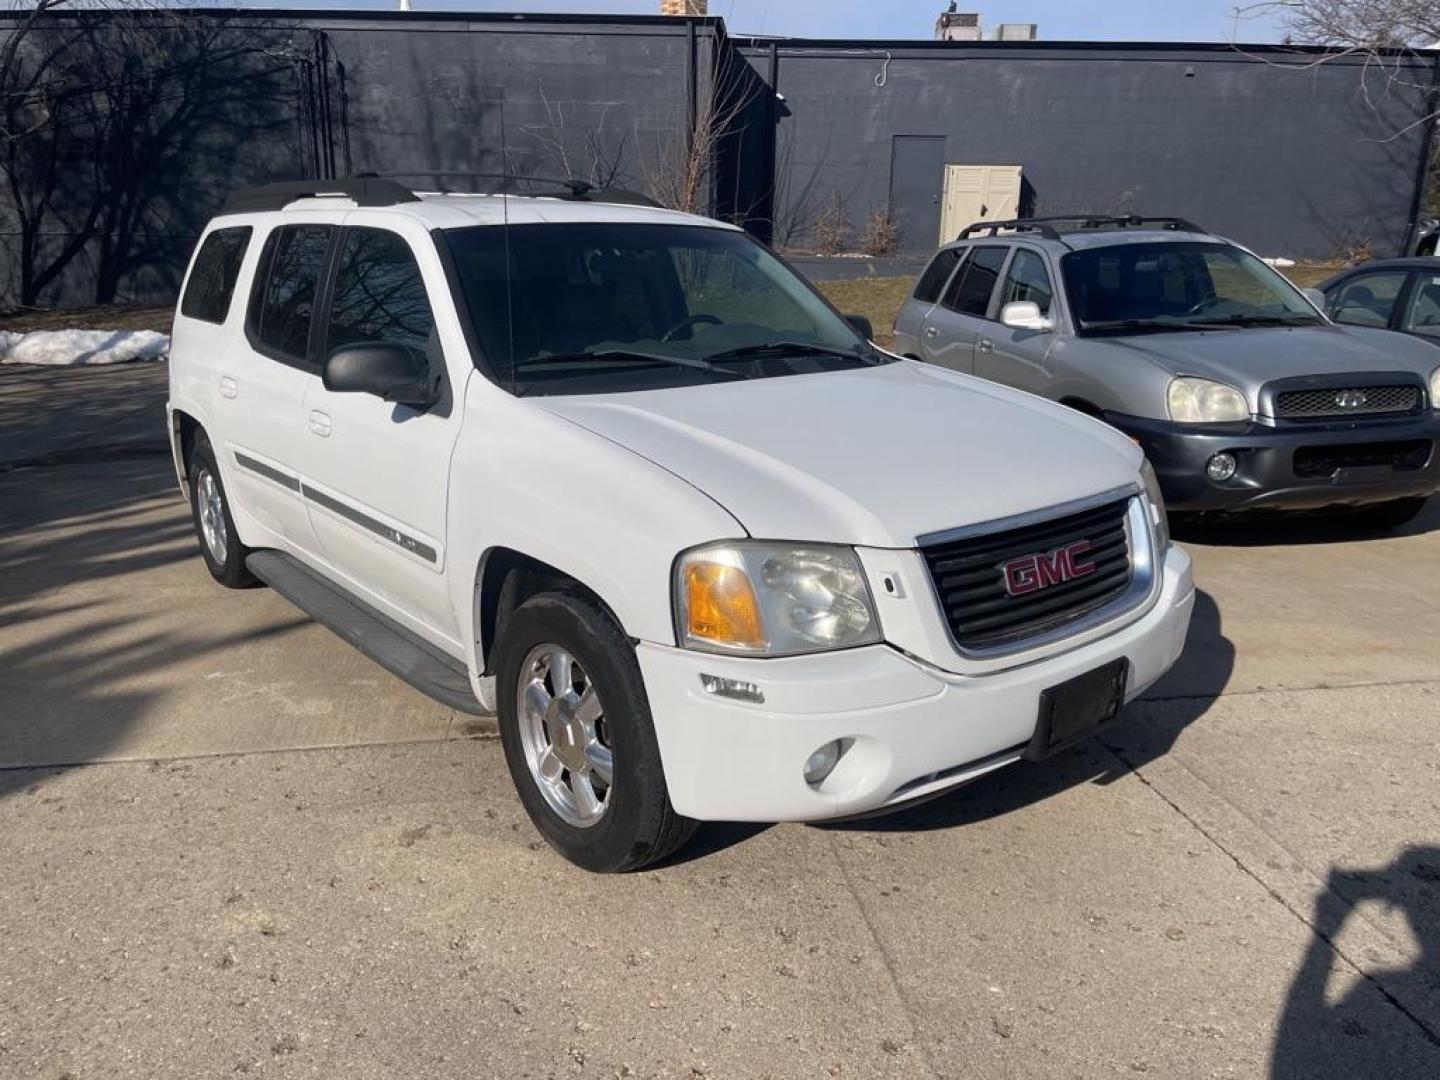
top-left (977, 339), bottom-right (995, 353)
top-left (924, 326), bottom-right (939, 338)
top-left (308, 410), bottom-right (332, 438)
top-left (218, 376), bottom-right (237, 399)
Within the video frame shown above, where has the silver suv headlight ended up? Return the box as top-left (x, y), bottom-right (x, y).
top-left (675, 541), bottom-right (881, 656)
top-left (1140, 460), bottom-right (1171, 552)
top-left (1430, 367), bottom-right (1440, 411)
top-left (1167, 376), bottom-right (1249, 423)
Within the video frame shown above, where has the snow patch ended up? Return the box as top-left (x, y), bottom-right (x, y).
top-left (0, 329), bottom-right (169, 367)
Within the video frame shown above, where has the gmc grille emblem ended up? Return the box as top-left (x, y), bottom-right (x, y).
top-left (1002, 540), bottom-right (1097, 597)
top-left (1334, 390), bottom-right (1368, 410)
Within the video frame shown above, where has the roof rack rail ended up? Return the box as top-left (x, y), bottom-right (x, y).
top-left (958, 215), bottom-right (1206, 241)
top-left (358, 171), bottom-right (664, 209)
top-left (221, 177), bottom-right (420, 214)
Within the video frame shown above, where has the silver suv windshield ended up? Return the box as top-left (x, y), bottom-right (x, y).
top-left (444, 222), bottom-right (885, 396)
top-left (1061, 240), bottom-right (1322, 335)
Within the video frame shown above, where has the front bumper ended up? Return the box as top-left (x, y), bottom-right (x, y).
top-left (638, 546), bottom-right (1194, 822)
top-left (1107, 411), bottom-right (1440, 513)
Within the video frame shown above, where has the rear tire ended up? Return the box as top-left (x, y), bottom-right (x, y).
top-left (188, 432), bottom-right (257, 588)
top-left (1350, 496), bottom-right (1428, 531)
top-left (494, 589), bottom-right (695, 872)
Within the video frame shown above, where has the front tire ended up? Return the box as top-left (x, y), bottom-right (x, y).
top-left (494, 590), bottom-right (695, 872)
top-left (188, 433), bottom-right (256, 588)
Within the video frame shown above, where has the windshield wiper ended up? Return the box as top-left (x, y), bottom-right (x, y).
top-left (514, 350), bottom-right (749, 382)
top-left (1081, 317), bottom-right (1212, 335)
top-left (702, 341), bottom-right (875, 364)
top-left (1186, 314), bottom-right (1320, 328)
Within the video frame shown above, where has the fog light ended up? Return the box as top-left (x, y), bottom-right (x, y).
top-left (1206, 452), bottom-right (1237, 483)
top-left (803, 739), bottom-right (845, 785)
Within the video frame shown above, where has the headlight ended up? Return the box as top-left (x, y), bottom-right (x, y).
top-left (1431, 367), bottom-right (1440, 411)
top-left (675, 542), bottom-right (881, 656)
top-left (1140, 460), bottom-right (1170, 552)
top-left (1167, 377), bottom-right (1249, 423)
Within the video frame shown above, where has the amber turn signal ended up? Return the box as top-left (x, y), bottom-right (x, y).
top-left (684, 561), bottom-right (765, 649)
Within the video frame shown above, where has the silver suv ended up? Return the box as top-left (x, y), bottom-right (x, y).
top-left (894, 216), bottom-right (1440, 526)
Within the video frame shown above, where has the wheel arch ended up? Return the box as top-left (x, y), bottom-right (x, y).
top-left (473, 547), bottom-right (633, 677)
top-left (170, 407), bottom-right (204, 496)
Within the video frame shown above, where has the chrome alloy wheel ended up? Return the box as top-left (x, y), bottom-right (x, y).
top-left (516, 644), bottom-right (613, 828)
top-left (196, 467), bottom-right (229, 565)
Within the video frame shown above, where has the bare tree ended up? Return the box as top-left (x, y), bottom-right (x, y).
top-left (0, 3), bottom-right (300, 307)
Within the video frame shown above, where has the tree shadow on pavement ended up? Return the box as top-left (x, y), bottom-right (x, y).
top-left (1271, 847), bottom-right (1440, 1079)
top-left (0, 457), bottom-right (305, 802)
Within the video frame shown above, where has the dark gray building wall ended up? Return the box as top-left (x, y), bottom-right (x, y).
top-left (0, 10), bottom-right (719, 309)
top-left (740, 41), bottom-right (1437, 260)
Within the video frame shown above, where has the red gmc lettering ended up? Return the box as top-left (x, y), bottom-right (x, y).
top-left (1002, 540), bottom-right (1096, 597)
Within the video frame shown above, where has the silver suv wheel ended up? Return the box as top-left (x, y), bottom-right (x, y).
top-left (516, 643), bottom-right (613, 827)
top-left (195, 467), bottom-right (229, 565)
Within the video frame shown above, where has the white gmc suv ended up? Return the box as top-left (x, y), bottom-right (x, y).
top-left (167, 177), bottom-right (1195, 872)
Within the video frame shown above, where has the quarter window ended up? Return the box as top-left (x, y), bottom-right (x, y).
top-left (181, 227), bottom-right (252, 324)
top-left (998, 249), bottom-right (1053, 317)
top-left (1329, 271), bottom-right (1407, 329)
top-left (250, 225), bottom-right (335, 364)
top-left (914, 248), bottom-right (962, 303)
top-left (942, 246), bottom-right (1007, 318)
top-left (326, 228), bottom-right (435, 357)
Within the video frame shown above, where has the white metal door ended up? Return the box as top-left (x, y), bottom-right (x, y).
top-left (939, 165), bottom-right (1023, 244)
top-left (298, 217), bottom-right (468, 647)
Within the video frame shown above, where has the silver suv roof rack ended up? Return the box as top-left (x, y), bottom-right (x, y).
top-left (958, 215), bottom-right (1206, 242)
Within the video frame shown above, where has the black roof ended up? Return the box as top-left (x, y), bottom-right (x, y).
top-left (1318, 256), bottom-right (1440, 286)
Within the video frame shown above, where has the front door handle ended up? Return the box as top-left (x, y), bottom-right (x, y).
top-left (218, 376), bottom-right (237, 400)
top-left (924, 326), bottom-right (940, 338)
top-left (308, 410), bottom-right (332, 438)
top-left (977, 339), bottom-right (995, 353)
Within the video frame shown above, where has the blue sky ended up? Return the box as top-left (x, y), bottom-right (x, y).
top-left (222, 1), bottom-right (1290, 43)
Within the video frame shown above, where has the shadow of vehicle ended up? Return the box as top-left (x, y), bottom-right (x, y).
top-left (1172, 495), bottom-right (1440, 547)
top-left (1271, 847), bottom-right (1440, 1078)
top-left (675, 589), bottom-right (1230, 859)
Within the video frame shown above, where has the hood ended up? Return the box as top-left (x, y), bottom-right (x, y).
top-left (1105, 324), bottom-right (1438, 412)
top-left (538, 360), bottom-right (1142, 549)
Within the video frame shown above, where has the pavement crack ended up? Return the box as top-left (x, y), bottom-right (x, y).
top-left (823, 830), bottom-right (942, 1078)
top-left (1102, 741), bottom-right (1440, 1051)
top-left (1141, 676), bottom-right (1440, 705)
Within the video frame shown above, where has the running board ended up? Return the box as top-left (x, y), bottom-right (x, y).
top-left (245, 550), bottom-right (489, 716)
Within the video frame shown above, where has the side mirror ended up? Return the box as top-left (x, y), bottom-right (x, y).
top-left (1301, 287), bottom-right (1328, 311)
top-left (323, 342), bottom-right (439, 409)
top-left (845, 314), bottom-right (875, 341)
top-left (1000, 300), bottom-right (1054, 332)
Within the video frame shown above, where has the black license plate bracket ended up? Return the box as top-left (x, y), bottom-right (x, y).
top-left (1024, 657), bottom-right (1130, 761)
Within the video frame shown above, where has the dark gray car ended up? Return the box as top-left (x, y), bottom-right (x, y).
top-left (894, 217), bottom-right (1440, 524)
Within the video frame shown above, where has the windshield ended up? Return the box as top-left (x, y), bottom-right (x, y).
top-left (1061, 241), bottom-right (1322, 334)
top-left (443, 222), bottom-right (882, 396)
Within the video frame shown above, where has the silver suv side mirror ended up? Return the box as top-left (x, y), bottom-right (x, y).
top-left (1000, 300), bottom-right (1054, 332)
top-left (1300, 287), bottom-right (1328, 311)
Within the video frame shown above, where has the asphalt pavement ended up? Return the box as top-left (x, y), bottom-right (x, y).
top-left (1, 361), bottom-right (1438, 1079)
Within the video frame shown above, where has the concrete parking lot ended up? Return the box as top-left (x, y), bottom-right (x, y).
top-left (2, 362), bottom-right (1439, 1079)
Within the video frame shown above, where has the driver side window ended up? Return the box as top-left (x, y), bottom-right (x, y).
top-left (1401, 275), bottom-right (1440, 339)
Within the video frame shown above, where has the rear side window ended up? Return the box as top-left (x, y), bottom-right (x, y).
top-left (249, 225), bottom-right (335, 364)
top-left (180, 227), bottom-right (252, 324)
top-left (998, 249), bottom-right (1054, 317)
top-left (942, 246), bottom-right (1007, 317)
top-left (914, 248), bottom-right (962, 303)
top-left (326, 228), bottom-right (435, 357)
